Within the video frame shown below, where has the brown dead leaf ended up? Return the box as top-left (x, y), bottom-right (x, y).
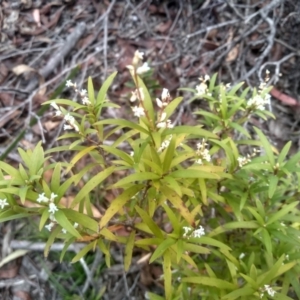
top-left (155, 20), bottom-right (172, 33)
top-left (12, 64), bottom-right (46, 96)
top-left (270, 87), bottom-right (299, 106)
top-left (226, 44), bottom-right (239, 62)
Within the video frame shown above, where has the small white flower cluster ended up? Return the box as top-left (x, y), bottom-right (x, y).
top-left (132, 106), bottom-right (145, 118)
top-left (260, 285), bottom-right (276, 298)
top-left (64, 113), bottom-right (79, 132)
top-left (156, 88), bottom-right (172, 128)
top-left (0, 198), bottom-right (9, 209)
top-left (237, 148), bottom-right (259, 168)
top-left (132, 50), bottom-right (144, 66)
top-left (247, 70), bottom-right (271, 111)
top-left (50, 102), bottom-right (79, 132)
top-left (130, 87), bottom-right (144, 102)
top-left (157, 111), bottom-right (174, 129)
top-left (137, 62), bottom-right (150, 75)
top-left (196, 75), bottom-right (210, 97)
top-left (66, 80), bottom-right (91, 106)
top-left (158, 135), bottom-right (172, 152)
top-left (247, 94), bottom-right (270, 111)
top-left (37, 192), bottom-right (59, 231)
top-left (195, 139), bottom-right (211, 165)
top-left (183, 225), bottom-right (205, 239)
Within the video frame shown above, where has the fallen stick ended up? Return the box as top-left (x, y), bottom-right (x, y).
top-left (25, 22), bottom-right (87, 93)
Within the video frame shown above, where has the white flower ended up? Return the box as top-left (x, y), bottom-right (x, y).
top-left (196, 82), bottom-right (208, 96)
top-left (73, 124), bottom-right (79, 132)
top-left (49, 213), bottom-right (56, 222)
top-left (160, 112), bottom-right (167, 122)
top-left (54, 110), bottom-right (62, 117)
top-left (247, 94), bottom-right (270, 111)
top-left (49, 193), bottom-right (58, 202)
top-left (64, 113), bottom-right (75, 124)
top-left (130, 88), bottom-right (144, 102)
top-left (137, 62), bottom-right (150, 74)
top-left (264, 285), bottom-right (276, 297)
top-left (239, 253), bottom-right (245, 259)
top-left (237, 156), bottom-right (250, 167)
top-left (62, 228), bottom-right (67, 234)
top-left (158, 140), bottom-right (170, 152)
top-left (157, 119), bottom-right (173, 129)
top-left (195, 158), bottom-right (203, 165)
top-left (161, 88), bottom-right (170, 101)
top-left (74, 222), bottom-right (78, 228)
top-left (156, 98), bottom-right (163, 108)
top-left (196, 140), bottom-right (211, 163)
top-left (132, 106), bottom-right (145, 117)
top-left (37, 193), bottom-right (49, 203)
top-left (132, 50), bottom-right (144, 66)
top-left (45, 222), bottom-right (55, 231)
top-left (66, 80), bottom-right (74, 87)
top-left (192, 225), bottom-right (205, 238)
top-left (183, 226), bottom-right (192, 237)
top-left (82, 96), bottom-right (91, 105)
top-left (130, 151), bottom-right (134, 157)
top-left (48, 203), bottom-right (59, 214)
top-left (64, 124), bottom-right (73, 131)
top-left (80, 89), bottom-right (87, 96)
top-left (204, 74), bottom-right (210, 82)
top-left (0, 198), bottom-right (9, 209)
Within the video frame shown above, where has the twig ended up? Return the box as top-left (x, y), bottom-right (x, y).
top-left (10, 240), bottom-right (85, 252)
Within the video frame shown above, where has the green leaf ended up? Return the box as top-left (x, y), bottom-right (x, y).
top-left (268, 175), bottom-right (278, 198)
top-left (62, 209), bottom-right (98, 232)
top-left (124, 230), bottom-right (135, 272)
top-left (163, 249), bottom-right (172, 300)
top-left (51, 163), bottom-right (61, 192)
top-left (229, 122), bottom-right (251, 138)
top-left (19, 186), bottom-right (28, 205)
top-left (99, 184), bottom-right (143, 228)
top-left (72, 240), bottom-right (96, 263)
top-left (266, 201), bottom-right (298, 226)
top-left (135, 206), bottom-right (164, 238)
top-left (65, 146), bottom-right (97, 174)
top-left (112, 172), bottom-right (160, 188)
top-left (183, 243), bottom-right (210, 254)
top-left (0, 161), bottom-right (20, 178)
top-left (160, 185), bottom-right (194, 226)
top-left (169, 169), bottom-right (220, 179)
top-left (150, 238), bottom-right (176, 263)
top-left (95, 118), bottom-right (149, 134)
top-left (198, 178), bottom-right (207, 205)
top-left (87, 76), bottom-right (95, 105)
top-left (164, 97), bottom-right (183, 119)
top-left (176, 239), bottom-right (184, 263)
top-left (44, 226), bottom-right (61, 257)
top-left (162, 203), bottom-right (181, 234)
top-left (254, 127), bottom-right (275, 166)
top-left (164, 125), bottom-right (218, 139)
top-left (71, 166), bottom-right (115, 208)
top-left (162, 136), bottom-right (176, 173)
top-left (222, 287), bottom-right (255, 299)
top-left (101, 145), bottom-right (133, 166)
top-left (55, 210), bottom-right (81, 238)
top-left (181, 276), bottom-right (236, 290)
top-left (96, 71), bottom-right (117, 116)
top-left (261, 228), bottom-right (272, 254)
top-left (278, 141), bottom-right (291, 164)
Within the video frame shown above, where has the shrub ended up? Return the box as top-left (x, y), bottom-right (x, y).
top-left (0, 51), bottom-right (299, 300)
